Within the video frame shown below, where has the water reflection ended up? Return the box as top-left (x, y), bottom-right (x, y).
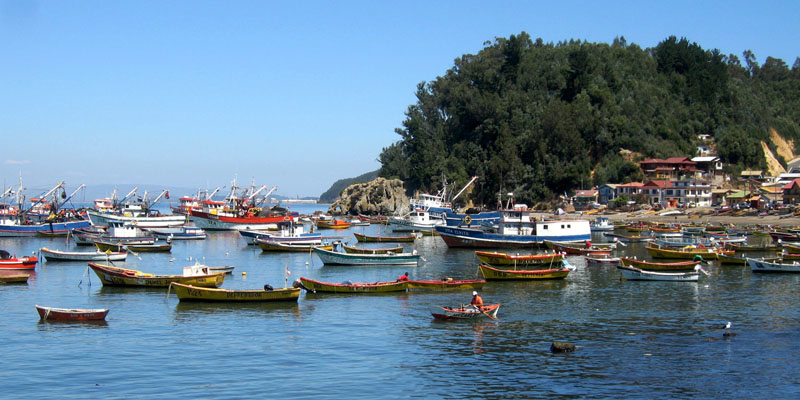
top-left (37, 319), bottom-right (109, 329)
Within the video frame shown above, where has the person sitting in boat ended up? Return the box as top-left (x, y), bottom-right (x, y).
top-left (470, 291), bottom-right (484, 309)
top-left (396, 272), bottom-right (409, 282)
top-left (584, 240), bottom-right (592, 249)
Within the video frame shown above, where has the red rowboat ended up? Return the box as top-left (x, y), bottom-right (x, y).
top-left (35, 305), bottom-right (109, 321)
top-left (430, 304), bottom-right (500, 320)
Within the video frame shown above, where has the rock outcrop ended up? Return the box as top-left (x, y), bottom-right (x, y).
top-left (328, 178), bottom-right (409, 215)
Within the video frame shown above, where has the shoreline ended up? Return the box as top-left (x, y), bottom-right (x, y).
top-left (540, 207), bottom-right (800, 227)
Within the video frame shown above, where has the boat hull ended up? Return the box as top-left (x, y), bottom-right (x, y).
top-left (620, 257), bottom-right (700, 271)
top-left (342, 245), bottom-right (404, 254)
top-left (645, 245), bottom-right (718, 260)
top-left (88, 263), bottom-right (225, 287)
top-left (406, 279), bottom-right (486, 290)
top-left (257, 240), bottom-right (333, 252)
top-left (170, 282), bottom-right (300, 302)
top-left (617, 266), bottom-right (699, 281)
top-left (478, 264), bottom-right (570, 280)
top-left (430, 304), bottom-right (500, 320)
top-left (0, 273), bottom-right (30, 284)
top-left (36, 305), bottom-right (109, 321)
top-left (0, 220), bottom-right (90, 237)
top-left (87, 210), bottom-right (186, 228)
top-left (40, 247), bottom-right (128, 262)
top-left (353, 232), bottom-right (416, 243)
top-left (474, 251), bottom-right (564, 267)
top-left (189, 211), bottom-right (288, 231)
top-left (299, 277), bottom-right (408, 293)
top-left (0, 256), bottom-right (38, 270)
top-left (436, 225), bottom-right (590, 248)
top-left (747, 258), bottom-right (800, 273)
top-left (313, 247), bottom-right (420, 265)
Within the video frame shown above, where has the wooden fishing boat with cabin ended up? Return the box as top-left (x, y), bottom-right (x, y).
top-left (430, 303), bottom-right (501, 320)
top-left (88, 263), bottom-right (225, 287)
top-left (620, 257), bottom-right (701, 271)
top-left (478, 264), bottom-right (570, 280)
top-left (35, 305), bottom-right (109, 321)
top-left (342, 244), bottom-right (404, 254)
top-left (353, 232), bottom-right (417, 243)
top-left (406, 279), bottom-right (486, 290)
top-left (474, 250), bottom-right (564, 267)
top-left (298, 277), bottom-right (408, 293)
top-left (169, 282), bottom-right (301, 302)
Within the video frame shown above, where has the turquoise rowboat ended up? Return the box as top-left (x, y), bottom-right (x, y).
top-left (312, 247), bottom-right (420, 265)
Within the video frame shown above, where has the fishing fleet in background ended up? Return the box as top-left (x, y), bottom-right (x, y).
top-left (4, 175), bottom-right (800, 322)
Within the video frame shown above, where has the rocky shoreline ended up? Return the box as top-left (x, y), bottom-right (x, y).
top-left (540, 208), bottom-right (800, 228)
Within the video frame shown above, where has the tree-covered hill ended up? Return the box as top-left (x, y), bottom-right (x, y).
top-left (318, 170), bottom-right (379, 203)
top-left (378, 33), bottom-right (800, 208)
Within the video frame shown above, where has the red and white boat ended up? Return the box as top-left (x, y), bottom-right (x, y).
top-left (35, 305), bottom-right (109, 321)
top-left (189, 200), bottom-right (292, 230)
top-left (430, 304), bottom-right (500, 320)
top-left (0, 250), bottom-right (37, 270)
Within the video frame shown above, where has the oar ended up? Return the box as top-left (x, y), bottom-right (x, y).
top-left (478, 305), bottom-right (499, 321)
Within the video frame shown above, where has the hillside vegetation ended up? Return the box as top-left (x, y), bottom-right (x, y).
top-left (378, 33), bottom-right (800, 207)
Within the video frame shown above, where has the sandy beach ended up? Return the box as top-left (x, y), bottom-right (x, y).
top-left (543, 207), bottom-right (800, 228)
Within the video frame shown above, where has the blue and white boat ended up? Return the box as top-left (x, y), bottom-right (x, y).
top-left (435, 205), bottom-right (591, 248)
top-left (150, 226), bottom-right (207, 240)
top-left (239, 222), bottom-right (322, 245)
top-left (590, 217), bottom-right (614, 232)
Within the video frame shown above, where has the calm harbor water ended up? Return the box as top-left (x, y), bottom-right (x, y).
top-left (2, 206), bottom-right (799, 398)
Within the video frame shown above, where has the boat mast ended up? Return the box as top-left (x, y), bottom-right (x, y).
top-left (451, 176), bottom-right (478, 204)
top-left (57, 184), bottom-right (86, 210)
top-left (22, 181), bottom-right (64, 216)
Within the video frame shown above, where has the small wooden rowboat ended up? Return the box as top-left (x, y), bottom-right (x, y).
top-left (475, 251), bottom-right (564, 267)
top-left (298, 277), bottom-right (408, 293)
top-left (353, 232), bottom-right (417, 243)
top-left (95, 240), bottom-right (172, 253)
top-left (406, 279), bottom-right (486, 290)
top-left (617, 265), bottom-right (700, 282)
top-left (256, 239), bottom-right (333, 252)
top-left (313, 247), bottom-right (420, 265)
top-left (645, 245), bottom-right (718, 260)
top-left (478, 264), bottom-right (570, 280)
top-left (0, 273), bottom-right (30, 284)
top-left (88, 263), bottom-right (225, 287)
top-left (430, 304), bottom-right (500, 320)
top-left (619, 257), bottom-right (700, 271)
top-left (316, 219), bottom-right (351, 229)
top-left (544, 240), bottom-right (614, 256)
top-left (0, 250), bottom-right (38, 270)
top-left (342, 244), bottom-right (404, 254)
top-left (747, 258), bottom-right (800, 273)
top-left (169, 282), bottom-right (301, 302)
top-left (35, 305), bottom-right (109, 321)
top-left (585, 255), bottom-right (621, 265)
top-left (603, 232), bottom-right (655, 243)
top-left (40, 247), bottom-right (127, 262)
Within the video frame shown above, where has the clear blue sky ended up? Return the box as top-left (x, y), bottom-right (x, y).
top-left (1, 0), bottom-right (798, 197)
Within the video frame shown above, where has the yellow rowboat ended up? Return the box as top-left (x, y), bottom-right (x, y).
top-left (342, 244), bottom-right (404, 254)
top-left (0, 273), bottom-right (30, 284)
top-left (478, 264), bottom-right (570, 280)
top-left (88, 263), bottom-right (225, 288)
top-left (645, 245), bottom-right (718, 260)
top-left (620, 257), bottom-right (700, 271)
top-left (169, 282), bottom-right (300, 302)
top-left (474, 251), bottom-right (563, 267)
top-left (298, 277), bottom-right (408, 293)
top-left (256, 240), bottom-right (333, 252)
top-left (406, 279), bottom-right (486, 290)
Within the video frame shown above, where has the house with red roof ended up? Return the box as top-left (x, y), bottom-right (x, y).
top-left (782, 178), bottom-right (800, 204)
top-left (639, 157), bottom-right (698, 180)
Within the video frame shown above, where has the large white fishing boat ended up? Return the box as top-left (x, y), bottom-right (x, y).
top-left (435, 204), bottom-right (590, 248)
